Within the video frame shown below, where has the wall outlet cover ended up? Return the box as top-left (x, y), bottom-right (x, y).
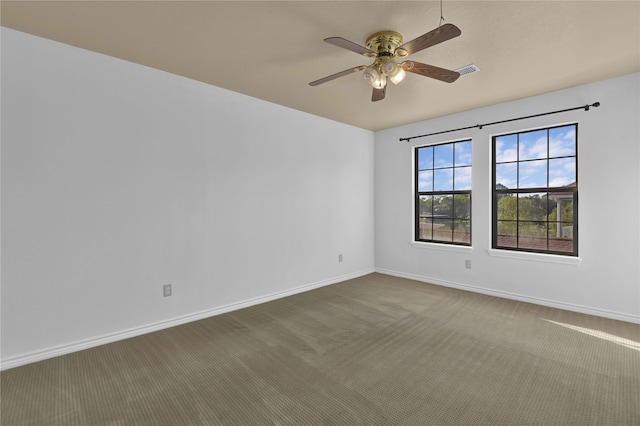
top-left (163, 284), bottom-right (172, 297)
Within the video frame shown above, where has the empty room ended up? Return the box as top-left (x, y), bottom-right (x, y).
top-left (1, 1), bottom-right (639, 425)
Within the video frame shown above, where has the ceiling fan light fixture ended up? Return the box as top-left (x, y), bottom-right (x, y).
top-left (372, 76), bottom-right (387, 89)
top-left (380, 58), bottom-right (406, 85)
top-left (381, 58), bottom-right (397, 75)
top-left (362, 65), bottom-right (379, 84)
top-left (389, 64), bottom-right (407, 85)
top-left (363, 65), bottom-right (386, 89)
top-left (389, 67), bottom-right (406, 85)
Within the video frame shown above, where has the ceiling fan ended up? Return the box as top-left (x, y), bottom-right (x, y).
top-left (309, 23), bottom-right (462, 102)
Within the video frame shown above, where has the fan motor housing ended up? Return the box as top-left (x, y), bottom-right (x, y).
top-left (365, 31), bottom-right (403, 57)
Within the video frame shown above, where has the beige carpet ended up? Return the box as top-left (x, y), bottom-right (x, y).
top-left (2, 273), bottom-right (639, 425)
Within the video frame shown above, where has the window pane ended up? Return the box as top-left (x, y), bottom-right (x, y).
top-left (549, 158), bottom-right (576, 187)
top-left (519, 160), bottom-right (547, 188)
top-left (497, 194), bottom-right (517, 221)
top-left (453, 194), bottom-right (471, 219)
top-left (519, 129), bottom-right (547, 161)
top-left (418, 195), bottom-right (433, 240)
top-left (548, 222), bottom-right (574, 240)
top-left (434, 168), bottom-right (453, 191)
top-left (549, 125), bottom-right (576, 158)
top-left (417, 146), bottom-right (433, 170)
top-left (496, 163), bottom-right (517, 189)
top-left (454, 166), bottom-right (472, 190)
top-left (496, 221), bottom-right (517, 247)
top-left (453, 220), bottom-right (470, 244)
top-left (455, 140), bottom-right (472, 167)
top-left (434, 144), bottom-right (454, 168)
top-left (518, 221), bottom-right (547, 251)
top-left (433, 195), bottom-right (453, 218)
top-left (432, 220), bottom-right (453, 242)
top-left (548, 198), bottom-right (574, 226)
top-left (417, 170), bottom-right (433, 191)
top-left (548, 222), bottom-right (574, 254)
top-left (418, 195), bottom-right (433, 218)
top-left (419, 222), bottom-right (433, 240)
top-left (495, 134), bottom-right (517, 163)
top-left (560, 222), bottom-right (574, 239)
top-left (518, 193), bottom-right (548, 221)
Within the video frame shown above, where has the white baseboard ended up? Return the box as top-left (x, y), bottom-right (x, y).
top-left (0, 268), bottom-right (375, 371)
top-left (376, 268), bottom-right (640, 324)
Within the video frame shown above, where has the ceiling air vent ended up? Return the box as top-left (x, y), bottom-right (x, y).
top-left (455, 64), bottom-right (480, 76)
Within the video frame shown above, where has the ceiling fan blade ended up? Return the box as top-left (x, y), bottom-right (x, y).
top-left (324, 37), bottom-right (375, 56)
top-left (371, 79), bottom-right (387, 102)
top-left (403, 61), bottom-right (460, 83)
top-left (309, 66), bottom-right (366, 86)
top-left (397, 23), bottom-right (461, 56)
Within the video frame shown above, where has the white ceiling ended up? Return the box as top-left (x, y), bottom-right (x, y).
top-left (2, 1), bottom-right (639, 131)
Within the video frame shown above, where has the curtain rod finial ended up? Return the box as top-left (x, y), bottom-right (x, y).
top-left (586, 101), bottom-right (601, 111)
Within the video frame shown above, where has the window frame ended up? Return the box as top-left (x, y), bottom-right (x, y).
top-left (414, 139), bottom-right (472, 247)
top-left (491, 123), bottom-right (578, 257)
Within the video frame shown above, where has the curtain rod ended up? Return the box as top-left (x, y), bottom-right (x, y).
top-left (399, 102), bottom-right (600, 142)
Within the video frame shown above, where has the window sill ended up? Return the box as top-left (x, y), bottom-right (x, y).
top-left (411, 241), bottom-right (473, 254)
top-left (487, 249), bottom-right (582, 265)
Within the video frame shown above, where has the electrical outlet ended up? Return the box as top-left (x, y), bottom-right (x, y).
top-left (465, 260), bottom-right (471, 269)
top-left (338, 253), bottom-right (343, 263)
top-left (163, 284), bottom-right (172, 297)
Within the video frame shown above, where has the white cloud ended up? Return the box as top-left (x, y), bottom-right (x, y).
top-left (495, 163), bottom-right (517, 188)
top-left (549, 158), bottom-right (575, 187)
top-left (519, 160), bottom-right (547, 188)
top-left (549, 176), bottom-right (573, 187)
top-left (417, 170), bottom-right (432, 191)
top-left (549, 127), bottom-right (576, 157)
top-left (455, 141), bottom-right (472, 166)
top-left (520, 136), bottom-right (547, 160)
top-left (434, 169), bottom-right (453, 190)
top-left (496, 140), bottom-right (517, 162)
top-left (454, 167), bottom-right (472, 190)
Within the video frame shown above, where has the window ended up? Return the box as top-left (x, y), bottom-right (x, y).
top-left (415, 140), bottom-right (472, 245)
top-left (492, 124), bottom-right (577, 256)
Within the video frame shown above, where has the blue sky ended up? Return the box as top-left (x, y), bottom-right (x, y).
top-left (495, 125), bottom-right (576, 189)
top-left (418, 140), bottom-right (472, 192)
top-left (417, 125), bottom-right (576, 192)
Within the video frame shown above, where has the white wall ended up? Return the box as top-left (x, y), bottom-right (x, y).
top-left (375, 73), bottom-right (640, 323)
top-left (1, 28), bottom-right (375, 368)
